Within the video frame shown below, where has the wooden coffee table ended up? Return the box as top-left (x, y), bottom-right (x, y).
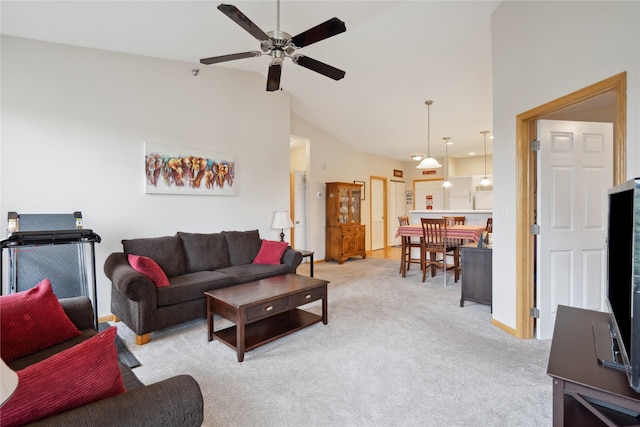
top-left (205, 274), bottom-right (328, 362)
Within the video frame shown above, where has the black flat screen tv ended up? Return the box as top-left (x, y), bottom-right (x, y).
top-left (604, 177), bottom-right (640, 392)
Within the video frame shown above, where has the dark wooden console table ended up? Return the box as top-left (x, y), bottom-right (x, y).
top-left (547, 305), bottom-right (640, 426)
top-left (460, 244), bottom-right (492, 308)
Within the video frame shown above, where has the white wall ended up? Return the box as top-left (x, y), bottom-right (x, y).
top-left (291, 114), bottom-right (407, 259)
top-left (491, 1), bottom-right (640, 329)
top-left (1, 36), bottom-right (292, 317)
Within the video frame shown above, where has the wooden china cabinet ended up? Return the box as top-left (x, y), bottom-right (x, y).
top-left (325, 182), bottom-right (366, 264)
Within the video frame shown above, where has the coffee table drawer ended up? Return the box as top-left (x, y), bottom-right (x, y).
top-left (289, 286), bottom-right (324, 307)
top-left (246, 297), bottom-right (289, 321)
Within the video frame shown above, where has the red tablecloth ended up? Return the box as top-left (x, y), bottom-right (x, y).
top-left (395, 224), bottom-right (485, 242)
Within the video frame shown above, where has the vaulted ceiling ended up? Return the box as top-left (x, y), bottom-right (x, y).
top-left (1, 0), bottom-right (501, 160)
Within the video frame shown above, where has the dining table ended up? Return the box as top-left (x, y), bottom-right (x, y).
top-left (395, 224), bottom-right (487, 278)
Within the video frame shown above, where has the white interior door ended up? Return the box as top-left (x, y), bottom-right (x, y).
top-left (371, 178), bottom-right (385, 250)
top-left (292, 170), bottom-right (307, 251)
top-left (536, 120), bottom-right (613, 339)
top-left (388, 180), bottom-right (406, 246)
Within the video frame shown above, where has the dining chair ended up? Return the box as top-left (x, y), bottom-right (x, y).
top-left (398, 215), bottom-right (422, 274)
top-left (420, 218), bottom-right (459, 285)
top-left (485, 217), bottom-right (493, 233)
top-left (443, 216), bottom-right (465, 276)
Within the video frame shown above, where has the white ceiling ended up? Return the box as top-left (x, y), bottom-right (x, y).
top-left (1, 0), bottom-right (502, 160)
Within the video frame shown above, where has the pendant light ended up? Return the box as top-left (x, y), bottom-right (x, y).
top-left (479, 130), bottom-right (491, 186)
top-left (416, 100), bottom-right (442, 169)
top-left (442, 137), bottom-right (452, 188)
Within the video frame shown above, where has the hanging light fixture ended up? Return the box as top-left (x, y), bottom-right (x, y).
top-left (442, 137), bottom-right (452, 188)
top-left (416, 100), bottom-right (442, 169)
top-left (479, 130), bottom-right (491, 186)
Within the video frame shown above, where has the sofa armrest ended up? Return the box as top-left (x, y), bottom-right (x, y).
top-left (27, 375), bottom-right (204, 427)
top-left (104, 252), bottom-right (156, 302)
top-left (59, 296), bottom-right (95, 331)
top-left (281, 247), bottom-right (303, 273)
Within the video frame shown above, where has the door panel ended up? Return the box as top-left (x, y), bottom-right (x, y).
top-left (536, 120), bottom-right (612, 339)
top-left (388, 181), bottom-right (406, 246)
top-left (371, 178), bottom-right (385, 250)
top-left (293, 170), bottom-right (307, 251)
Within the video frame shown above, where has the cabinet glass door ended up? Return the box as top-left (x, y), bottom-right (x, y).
top-left (350, 189), bottom-right (361, 223)
top-left (339, 188), bottom-right (350, 224)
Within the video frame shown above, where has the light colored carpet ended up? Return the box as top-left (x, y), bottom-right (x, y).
top-left (113, 258), bottom-right (552, 427)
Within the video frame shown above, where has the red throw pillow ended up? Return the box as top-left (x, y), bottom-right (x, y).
top-left (253, 240), bottom-right (289, 265)
top-left (128, 254), bottom-right (170, 287)
top-left (0, 279), bottom-right (81, 363)
top-left (0, 326), bottom-right (125, 426)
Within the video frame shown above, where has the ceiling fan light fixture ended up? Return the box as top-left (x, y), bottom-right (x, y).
top-left (416, 100), bottom-right (442, 169)
top-left (201, 2), bottom-right (347, 91)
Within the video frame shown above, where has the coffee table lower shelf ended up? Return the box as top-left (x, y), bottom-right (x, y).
top-left (213, 309), bottom-right (322, 355)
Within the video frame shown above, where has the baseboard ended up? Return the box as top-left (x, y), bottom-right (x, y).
top-left (98, 314), bottom-right (116, 324)
top-left (491, 318), bottom-right (517, 337)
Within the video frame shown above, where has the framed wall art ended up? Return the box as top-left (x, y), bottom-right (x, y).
top-left (144, 142), bottom-right (235, 196)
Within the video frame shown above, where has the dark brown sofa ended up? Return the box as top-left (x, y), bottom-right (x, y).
top-left (8, 296), bottom-right (204, 426)
top-left (104, 230), bottom-right (303, 344)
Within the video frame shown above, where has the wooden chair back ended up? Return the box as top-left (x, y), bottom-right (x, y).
top-left (443, 216), bottom-right (466, 227)
top-left (421, 217), bottom-right (447, 248)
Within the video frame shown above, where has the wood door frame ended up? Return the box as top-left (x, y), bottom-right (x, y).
top-left (370, 176), bottom-right (388, 250)
top-left (512, 72), bottom-right (626, 339)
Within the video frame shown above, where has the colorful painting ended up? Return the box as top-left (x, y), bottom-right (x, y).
top-left (144, 143), bottom-right (235, 196)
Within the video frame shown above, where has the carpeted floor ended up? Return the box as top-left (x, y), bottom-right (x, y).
top-left (111, 258), bottom-right (552, 427)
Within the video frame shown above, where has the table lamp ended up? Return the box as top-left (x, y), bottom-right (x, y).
top-left (1, 359), bottom-right (19, 406)
top-left (271, 210), bottom-right (293, 242)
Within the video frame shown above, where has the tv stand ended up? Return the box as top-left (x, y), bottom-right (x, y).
top-left (548, 305), bottom-right (640, 426)
top-left (592, 320), bottom-right (626, 372)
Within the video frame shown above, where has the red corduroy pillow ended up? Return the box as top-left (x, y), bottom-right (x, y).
top-left (1, 326), bottom-right (125, 426)
top-left (128, 254), bottom-right (170, 287)
top-left (253, 240), bottom-right (289, 265)
top-left (0, 279), bottom-right (81, 363)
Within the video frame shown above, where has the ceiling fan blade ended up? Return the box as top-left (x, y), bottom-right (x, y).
top-left (290, 17), bottom-right (346, 48)
top-left (294, 55), bottom-right (345, 81)
top-left (200, 51), bottom-right (261, 65)
top-left (217, 4), bottom-right (270, 41)
top-left (266, 63), bottom-right (282, 92)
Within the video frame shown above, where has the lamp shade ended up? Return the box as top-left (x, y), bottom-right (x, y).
top-left (1, 359), bottom-right (18, 406)
top-left (416, 157), bottom-right (442, 169)
top-left (271, 210), bottom-right (293, 230)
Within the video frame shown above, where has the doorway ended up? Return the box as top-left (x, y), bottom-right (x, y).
top-left (513, 72), bottom-right (627, 339)
top-left (370, 176), bottom-right (387, 251)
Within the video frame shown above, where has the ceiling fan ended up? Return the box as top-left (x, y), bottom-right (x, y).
top-left (200, 2), bottom-right (347, 92)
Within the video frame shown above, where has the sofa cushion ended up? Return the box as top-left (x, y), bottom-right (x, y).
top-left (128, 254), bottom-right (170, 287)
top-left (223, 230), bottom-right (262, 266)
top-left (216, 264), bottom-right (291, 284)
top-left (122, 235), bottom-right (186, 277)
top-left (1, 326), bottom-right (125, 427)
top-left (177, 232), bottom-right (231, 273)
top-left (253, 239), bottom-right (289, 265)
top-left (0, 279), bottom-right (81, 363)
top-left (157, 271), bottom-right (236, 307)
